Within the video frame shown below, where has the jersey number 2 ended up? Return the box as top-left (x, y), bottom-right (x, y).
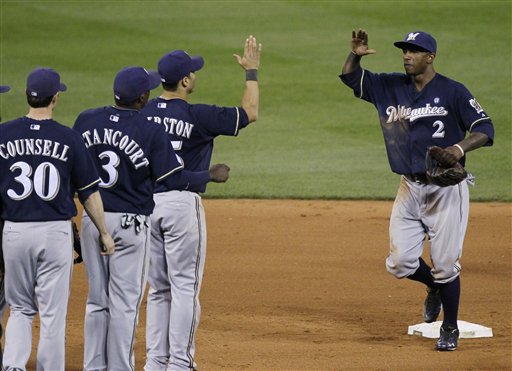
top-left (432, 121), bottom-right (445, 138)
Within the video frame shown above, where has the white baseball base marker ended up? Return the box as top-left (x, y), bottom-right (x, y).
top-left (408, 320), bottom-right (493, 339)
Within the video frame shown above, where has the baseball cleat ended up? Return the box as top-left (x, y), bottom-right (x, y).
top-left (436, 326), bottom-right (459, 351)
top-left (423, 286), bottom-right (442, 323)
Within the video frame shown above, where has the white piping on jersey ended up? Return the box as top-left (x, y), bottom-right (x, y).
top-left (155, 164), bottom-right (184, 183)
top-left (77, 178), bottom-right (100, 191)
top-left (469, 116), bottom-right (491, 131)
top-left (358, 70), bottom-right (366, 99)
top-left (234, 107), bottom-right (240, 135)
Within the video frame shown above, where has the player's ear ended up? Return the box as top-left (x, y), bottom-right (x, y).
top-left (51, 93), bottom-right (59, 106)
top-left (181, 76), bottom-right (189, 88)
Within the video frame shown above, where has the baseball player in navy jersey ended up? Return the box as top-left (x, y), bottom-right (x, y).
top-left (73, 66), bottom-right (229, 371)
top-left (0, 68), bottom-right (115, 370)
top-left (141, 35), bottom-right (261, 371)
top-left (340, 29), bottom-right (494, 351)
top-left (0, 84), bottom-right (11, 368)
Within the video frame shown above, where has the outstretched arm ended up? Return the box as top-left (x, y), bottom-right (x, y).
top-left (233, 35), bottom-right (262, 123)
top-left (342, 28), bottom-right (377, 75)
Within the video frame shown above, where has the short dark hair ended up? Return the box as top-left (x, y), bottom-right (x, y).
top-left (114, 97), bottom-right (140, 109)
top-left (162, 81), bottom-right (179, 92)
top-left (26, 93), bottom-right (53, 108)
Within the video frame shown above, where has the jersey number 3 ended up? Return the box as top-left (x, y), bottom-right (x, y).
top-left (98, 151), bottom-right (120, 188)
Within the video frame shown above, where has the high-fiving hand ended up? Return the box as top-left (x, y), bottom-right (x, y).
top-left (234, 35), bottom-right (262, 70)
top-left (351, 28), bottom-right (377, 56)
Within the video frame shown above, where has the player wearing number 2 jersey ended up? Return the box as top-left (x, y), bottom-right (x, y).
top-left (0, 68), bottom-right (114, 370)
top-left (142, 35), bottom-right (261, 371)
top-left (340, 29), bottom-right (494, 351)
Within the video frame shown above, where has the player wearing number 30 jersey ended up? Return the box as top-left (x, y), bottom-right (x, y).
top-left (0, 68), bottom-right (114, 370)
top-left (0, 83), bottom-right (11, 369)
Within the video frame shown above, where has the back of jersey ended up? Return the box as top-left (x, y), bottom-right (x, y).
top-left (73, 106), bottom-right (182, 215)
top-left (0, 117), bottom-right (100, 222)
top-left (142, 97), bottom-right (249, 193)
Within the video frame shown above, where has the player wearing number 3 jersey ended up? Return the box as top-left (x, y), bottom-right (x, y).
top-left (340, 29), bottom-right (494, 351)
top-left (73, 66), bottom-right (217, 371)
top-left (0, 68), bottom-right (114, 370)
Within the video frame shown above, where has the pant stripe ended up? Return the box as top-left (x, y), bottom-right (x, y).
top-left (186, 197), bottom-right (202, 368)
top-left (128, 222), bottom-right (150, 371)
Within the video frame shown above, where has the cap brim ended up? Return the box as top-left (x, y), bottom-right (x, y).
top-left (394, 41), bottom-right (431, 53)
top-left (190, 56), bottom-right (204, 72)
top-left (147, 70), bottom-right (162, 90)
top-left (0, 85), bottom-right (10, 93)
top-left (59, 83), bottom-right (67, 92)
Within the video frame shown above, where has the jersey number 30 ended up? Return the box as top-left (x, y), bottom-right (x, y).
top-left (8, 161), bottom-right (61, 201)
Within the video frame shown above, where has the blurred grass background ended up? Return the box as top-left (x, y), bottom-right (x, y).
top-left (0, 0), bottom-right (510, 200)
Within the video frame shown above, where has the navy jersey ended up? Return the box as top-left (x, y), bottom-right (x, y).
top-left (340, 67), bottom-right (495, 175)
top-left (0, 117), bottom-right (100, 222)
top-left (142, 98), bottom-right (249, 193)
top-left (73, 106), bottom-right (183, 215)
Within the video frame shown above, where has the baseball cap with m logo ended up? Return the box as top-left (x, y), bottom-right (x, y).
top-left (394, 31), bottom-right (437, 53)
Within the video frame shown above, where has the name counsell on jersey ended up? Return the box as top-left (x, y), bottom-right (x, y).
top-left (386, 103), bottom-right (448, 123)
top-left (0, 138), bottom-right (70, 161)
top-left (81, 128), bottom-right (149, 169)
top-left (146, 116), bottom-right (194, 139)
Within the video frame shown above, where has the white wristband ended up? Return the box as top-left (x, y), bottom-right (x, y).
top-left (454, 144), bottom-right (465, 157)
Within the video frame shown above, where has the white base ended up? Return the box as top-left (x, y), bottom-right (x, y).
top-left (407, 320), bottom-right (493, 339)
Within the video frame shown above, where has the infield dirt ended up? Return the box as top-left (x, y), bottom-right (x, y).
top-left (4, 200), bottom-right (511, 370)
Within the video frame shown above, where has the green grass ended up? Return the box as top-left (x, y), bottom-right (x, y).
top-left (1, 0), bottom-right (510, 200)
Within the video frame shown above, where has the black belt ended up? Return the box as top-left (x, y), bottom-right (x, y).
top-left (404, 174), bottom-right (429, 185)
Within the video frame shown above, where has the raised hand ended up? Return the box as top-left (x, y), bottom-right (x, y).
top-left (233, 35), bottom-right (262, 70)
top-left (351, 28), bottom-right (377, 56)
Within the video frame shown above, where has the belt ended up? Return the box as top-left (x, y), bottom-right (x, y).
top-left (404, 174), bottom-right (429, 185)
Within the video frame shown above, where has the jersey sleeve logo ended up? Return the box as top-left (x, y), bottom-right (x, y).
top-left (469, 98), bottom-right (484, 114)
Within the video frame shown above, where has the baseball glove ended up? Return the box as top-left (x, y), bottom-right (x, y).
top-left (425, 146), bottom-right (467, 187)
top-left (72, 222), bottom-right (83, 264)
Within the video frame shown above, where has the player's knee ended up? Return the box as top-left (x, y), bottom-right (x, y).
top-left (385, 253), bottom-right (416, 278)
top-left (432, 264), bottom-right (461, 284)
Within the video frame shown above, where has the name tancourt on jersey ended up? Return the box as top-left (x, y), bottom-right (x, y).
top-left (0, 138), bottom-right (69, 161)
top-left (146, 116), bottom-right (194, 139)
top-left (386, 104), bottom-right (448, 123)
top-left (81, 128), bottom-right (149, 169)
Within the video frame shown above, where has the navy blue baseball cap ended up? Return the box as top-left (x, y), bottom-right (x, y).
top-left (113, 66), bottom-right (161, 103)
top-left (26, 68), bottom-right (67, 97)
top-left (158, 50), bottom-right (204, 84)
top-left (0, 85), bottom-right (10, 93)
top-left (394, 31), bottom-right (437, 53)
